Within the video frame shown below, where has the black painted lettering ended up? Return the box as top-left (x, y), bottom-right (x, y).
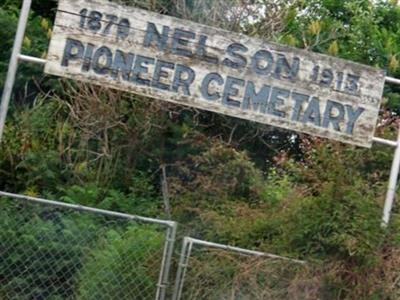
top-left (92, 46), bottom-right (113, 75)
top-left (222, 76), bottom-right (245, 108)
top-left (117, 18), bottom-right (130, 40)
top-left (267, 87), bottom-right (289, 118)
top-left (302, 97), bottom-right (321, 126)
top-left (345, 105), bottom-right (364, 134)
top-left (201, 73), bottom-right (224, 101)
top-left (81, 43), bottom-right (95, 72)
top-left (320, 68), bottom-right (334, 87)
top-left (251, 50), bottom-right (274, 75)
top-left (223, 43), bottom-right (248, 69)
top-left (62, 38), bottom-right (84, 67)
top-left (322, 100), bottom-right (345, 132)
top-left (197, 35), bottom-right (218, 65)
top-left (345, 74), bottom-right (360, 94)
top-left (104, 14), bottom-right (118, 35)
top-left (152, 60), bottom-right (175, 91)
top-left (274, 55), bottom-right (300, 81)
top-left (143, 22), bottom-right (170, 51)
top-left (131, 55), bottom-right (155, 86)
top-left (172, 29), bottom-right (195, 57)
top-left (172, 64), bottom-right (196, 96)
top-left (87, 11), bottom-right (103, 32)
top-left (111, 50), bottom-right (135, 81)
top-left (242, 81), bottom-right (270, 113)
top-left (291, 92), bottom-right (309, 121)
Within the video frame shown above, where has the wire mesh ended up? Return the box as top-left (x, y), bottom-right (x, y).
top-left (0, 194), bottom-right (175, 300)
top-left (174, 239), bottom-right (310, 300)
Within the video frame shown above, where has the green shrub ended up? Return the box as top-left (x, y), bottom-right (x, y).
top-left (0, 199), bottom-right (99, 299)
top-left (76, 225), bottom-right (164, 300)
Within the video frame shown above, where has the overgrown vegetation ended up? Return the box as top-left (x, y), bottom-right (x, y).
top-left (1, 0), bottom-right (400, 299)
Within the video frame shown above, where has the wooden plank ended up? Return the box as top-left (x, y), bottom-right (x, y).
top-left (45, 0), bottom-right (386, 147)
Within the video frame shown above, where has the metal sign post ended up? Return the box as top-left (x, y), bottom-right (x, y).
top-left (380, 128), bottom-right (400, 225)
top-left (1, 0), bottom-right (400, 226)
top-left (0, 0), bottom-right (32, 143)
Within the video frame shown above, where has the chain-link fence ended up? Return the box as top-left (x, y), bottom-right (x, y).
top-left (0, 191), bottom-right (177, 300)
top-left (0, 191), bottom-right (311, 300)
top-left (173, 237), bottom-right (308, 300)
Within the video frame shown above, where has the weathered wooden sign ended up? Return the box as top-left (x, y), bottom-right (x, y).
top-left (45, 0), bottom-right (386, 147)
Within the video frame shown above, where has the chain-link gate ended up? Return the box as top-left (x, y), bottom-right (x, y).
top-left (173, 237), bottom-right (307, 300)
top-left (0, 191), bottom-right (177, 300)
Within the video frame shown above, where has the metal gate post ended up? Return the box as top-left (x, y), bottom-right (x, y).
top-left (156, 222), bottom-right (177, 300)
top-left (172, 237), bottom-right (194, 300)
top-left (0, 0), bottom-right (32, 142)
top-left (382, 125), bottom-right (400, 226)
top-left (377, 76), bottom-right (400, 227)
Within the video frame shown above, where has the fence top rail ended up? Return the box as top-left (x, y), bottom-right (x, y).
top-left (185, 237), bottom-right (306, 264)
top-left (0, 190), bottom-right (176, 228)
